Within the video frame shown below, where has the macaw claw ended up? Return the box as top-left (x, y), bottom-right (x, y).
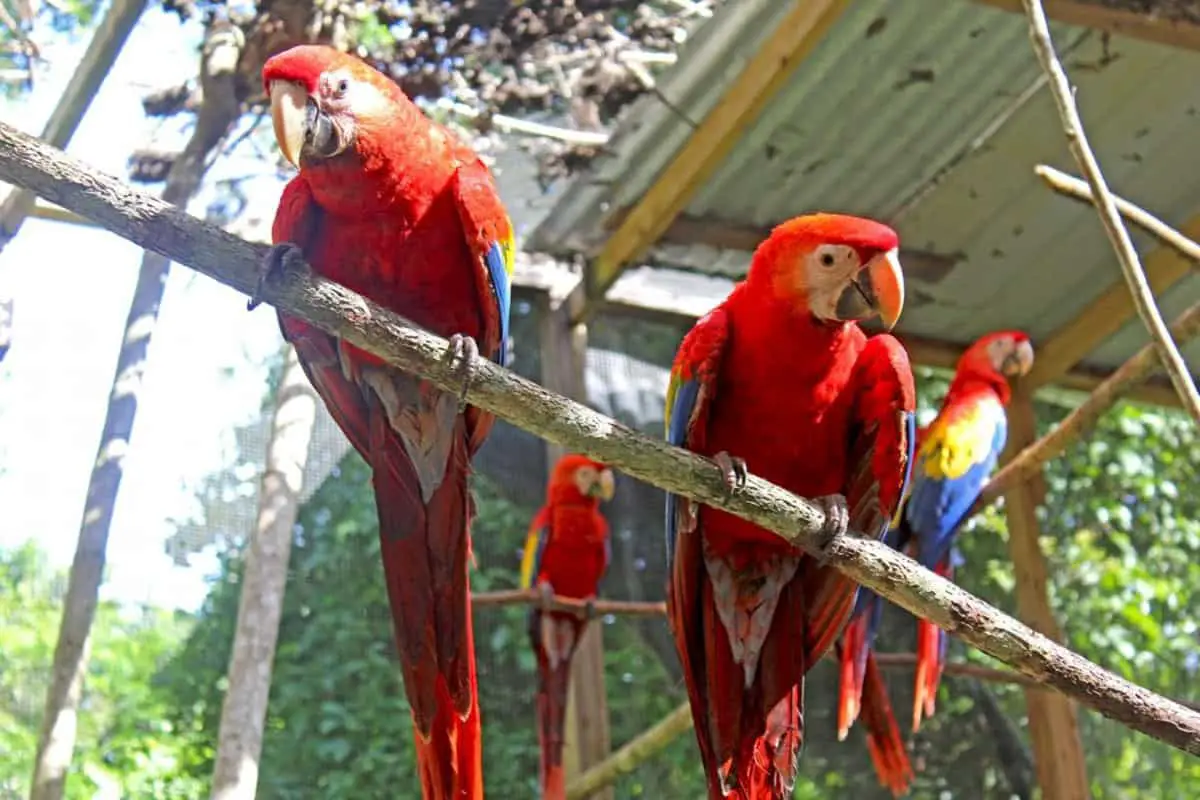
top-left (712, 451), bottom-right (748, 499)
top-left (248, 242), bottom-right (309, 311)
top-left (443, 333), bottom-right (480, 412)
top-left (583, 597), bottom-right (597, 622)
top-left (810, 493), bottom-right (850, 563)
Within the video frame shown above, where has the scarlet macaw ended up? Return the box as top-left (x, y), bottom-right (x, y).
top-left (664, 213), bottom-right (916, 798)
top-left (897, 330), bottom-right (1034, 732)
top-left (260, 45), bottom-right (514, 799)
top-left (519, 454), bottom-right (615, 800)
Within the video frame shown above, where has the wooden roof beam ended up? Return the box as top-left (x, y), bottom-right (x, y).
top-left (972, 0), bottom-right (1200, 52)
top-left (584, 0), bottom-right (851, 314)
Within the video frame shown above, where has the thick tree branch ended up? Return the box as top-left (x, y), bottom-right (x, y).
top-left (0, 121), bottom-right (1197, 757)
top-left (1021, 0), bottom-right (1200, 423)
top-left (1035, 165), bottom-right (1200, 267)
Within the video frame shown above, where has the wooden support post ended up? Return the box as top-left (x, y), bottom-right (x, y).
top-left (1003, 385), bottom-right (1090, 800)
top-left (536, 292), bottom-right (613, 799)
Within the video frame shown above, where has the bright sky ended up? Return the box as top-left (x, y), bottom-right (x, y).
top-left (0, 8), bottom-right (293, 611)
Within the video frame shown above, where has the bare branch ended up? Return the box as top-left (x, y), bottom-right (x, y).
top-left (1035, 165), bottom-right (1200, 267)
top-left (471, 589), bottom-right (665, 617)
top-left (0, 120), bottom-right (1197, 756)
top-left (565, 702), bottom-right (693, 800)
top-left (1021, 0), bottom-right (1200, 423)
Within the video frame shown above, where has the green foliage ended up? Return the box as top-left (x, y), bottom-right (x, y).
top-left (0, 541), bottom-right (200, 798)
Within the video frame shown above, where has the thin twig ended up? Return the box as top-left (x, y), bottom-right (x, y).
top-left (0, 120), bottom-right (1197, 755)
top-left (1035, 165), bottom-right (1200, 267)
top-left (435, 99), bottom-right (610, 146)
top-left (1021, 0), bottom-right (1200, 423)
top-left (471, 588), bottom-right (666, 617)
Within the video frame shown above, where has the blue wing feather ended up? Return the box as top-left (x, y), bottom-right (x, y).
top-left (664, 376), bottom-right (701, 567)
top-left (483, 241), bottom-right (512, 368)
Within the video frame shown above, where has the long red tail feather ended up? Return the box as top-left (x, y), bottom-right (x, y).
top-left (859, 652), bottom-right (914, 797)
top-left (912, 618), bottom-right (942, 733)
top-left (532, 610), bottom-right (584, 800)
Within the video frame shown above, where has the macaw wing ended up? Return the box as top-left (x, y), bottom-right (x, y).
top-left (663, 308), bottom-right (731, 778)
top-left (664, 308), bottom-right (731, 566)
top-left (272, 178), bottom-right (372, 459)
top-left (451, 158), bottom-right (515, 369)
top-left (816, 334), bottom-right (915, 662)
top-left (905, 393), bottom-right (1007, 569)
top-left (519, 507), bottom-right (551, 590)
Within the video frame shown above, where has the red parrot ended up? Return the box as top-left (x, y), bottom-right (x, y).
top-left (259, 45), bottom-right (514, 799)
top-left (519, 454), bottom-right (615, 800)
top-left (664, 213), bottom-right (917, 798)
top-left (895, 330), bottom-right (1034, 732)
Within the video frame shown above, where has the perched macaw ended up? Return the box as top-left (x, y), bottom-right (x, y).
top-left (260, 45), bottom-right (514, 800)
top-left (664, 213), bottom-right (917, 798)
top-left (519, 454), bottom-right (615, 800)
top-left (895, 330), bottom-right (1034, 732)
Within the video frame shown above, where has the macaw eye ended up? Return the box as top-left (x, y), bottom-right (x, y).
top-left (336, 78), bottom-right (349, 95)
top-left (813, 244), bottom-right (853, 269)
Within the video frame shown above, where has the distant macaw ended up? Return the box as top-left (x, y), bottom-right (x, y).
top-left (520, 454), bottom-right (615, 800)
top-left (897, 330), bottom-right (1034, 731)
top-left (664, 213), bottom-right (917, 798)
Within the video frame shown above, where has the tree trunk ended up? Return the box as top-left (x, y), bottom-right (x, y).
top-left (209, 345), bottom-right (317, 799)
top-left (28, 24), bottom-right (245, 800)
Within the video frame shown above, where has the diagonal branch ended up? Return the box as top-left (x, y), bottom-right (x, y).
top-left (1021, 0), bottom-right (1200, 423)
top-left (0, 120), bottom-right (1196, 756)
top-left (973, 301), bottom-right (1200, 513)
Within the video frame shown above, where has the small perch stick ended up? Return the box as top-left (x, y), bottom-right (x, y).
top-left (471, 588), bottom-right (666, 617)
top-left (0, 121), bottom-right (1196, 756)
top-left (973, 301), bottom-right (1200, 514)
top-left (1021, 0), bottom-right (1200, 423)
top-left (1036, 165), bottom-right (1200, 267)
top-left (565, 702), bottom-right (693, 800)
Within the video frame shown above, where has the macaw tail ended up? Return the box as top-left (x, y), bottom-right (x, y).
top-left (371, 405), bottom-right (484, 800)
top-left (912, 556), bottom-right (953, 733)
top-left (859, 651), bottom-right (915, 797)
top-left (529, 608), bottom-right (585, 800)
top-left (837, 590), bottom-right (884, 740)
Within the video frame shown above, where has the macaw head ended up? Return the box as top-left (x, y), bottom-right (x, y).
top-left (958, 330), bottom-right (1035, 381)
top-left (263, 45), bottom-right (403, 170)
top-left (748, 213), bottom-right (905, 330)
top-left (548, 454), bottom-right (616, 505)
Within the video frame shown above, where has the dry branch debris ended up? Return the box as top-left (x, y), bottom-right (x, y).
top-left (1021, 0), bottom-right (1200, 423)
top-left (0, 122), bottom-right (1197, 756)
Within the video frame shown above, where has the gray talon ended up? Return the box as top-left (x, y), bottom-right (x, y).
top-left (811, 493), bottom-right (850, 562)
top-left (712, 451), bottom-right (749, 499)
top-left (444, 333), bottom-right (479, 412)
top-left (583, 598), bottom-right (597, 621)
top-left (248, 243), bottom-right (308, 311)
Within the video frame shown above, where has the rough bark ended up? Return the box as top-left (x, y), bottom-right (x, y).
top-left (27, 25), bottom-right (244, 800)
top-left (0, 121), bottom-right (1199, 757)
top-left (209, 345), bottom-right (317, 800)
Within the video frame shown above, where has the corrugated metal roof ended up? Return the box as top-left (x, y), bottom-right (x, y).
top-left (529, 0), bottom-right (1200, 380)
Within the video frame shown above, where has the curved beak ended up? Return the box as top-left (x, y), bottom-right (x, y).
top-left (1003, 338), bottom-right (1035, 377)
top-left (866, 248), bottom-right (905, 331)
top-left (595, 468), bottom-right (616, 502)
top-left (833, 248), bottom-right (906, 330)
top-left (269, 80), bottom-right (309, 168)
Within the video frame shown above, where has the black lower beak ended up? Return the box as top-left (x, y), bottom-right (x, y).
top-left (835, 273), bottom-right (877, 321)
top-left (303, 99), bottom-right (340, 159)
